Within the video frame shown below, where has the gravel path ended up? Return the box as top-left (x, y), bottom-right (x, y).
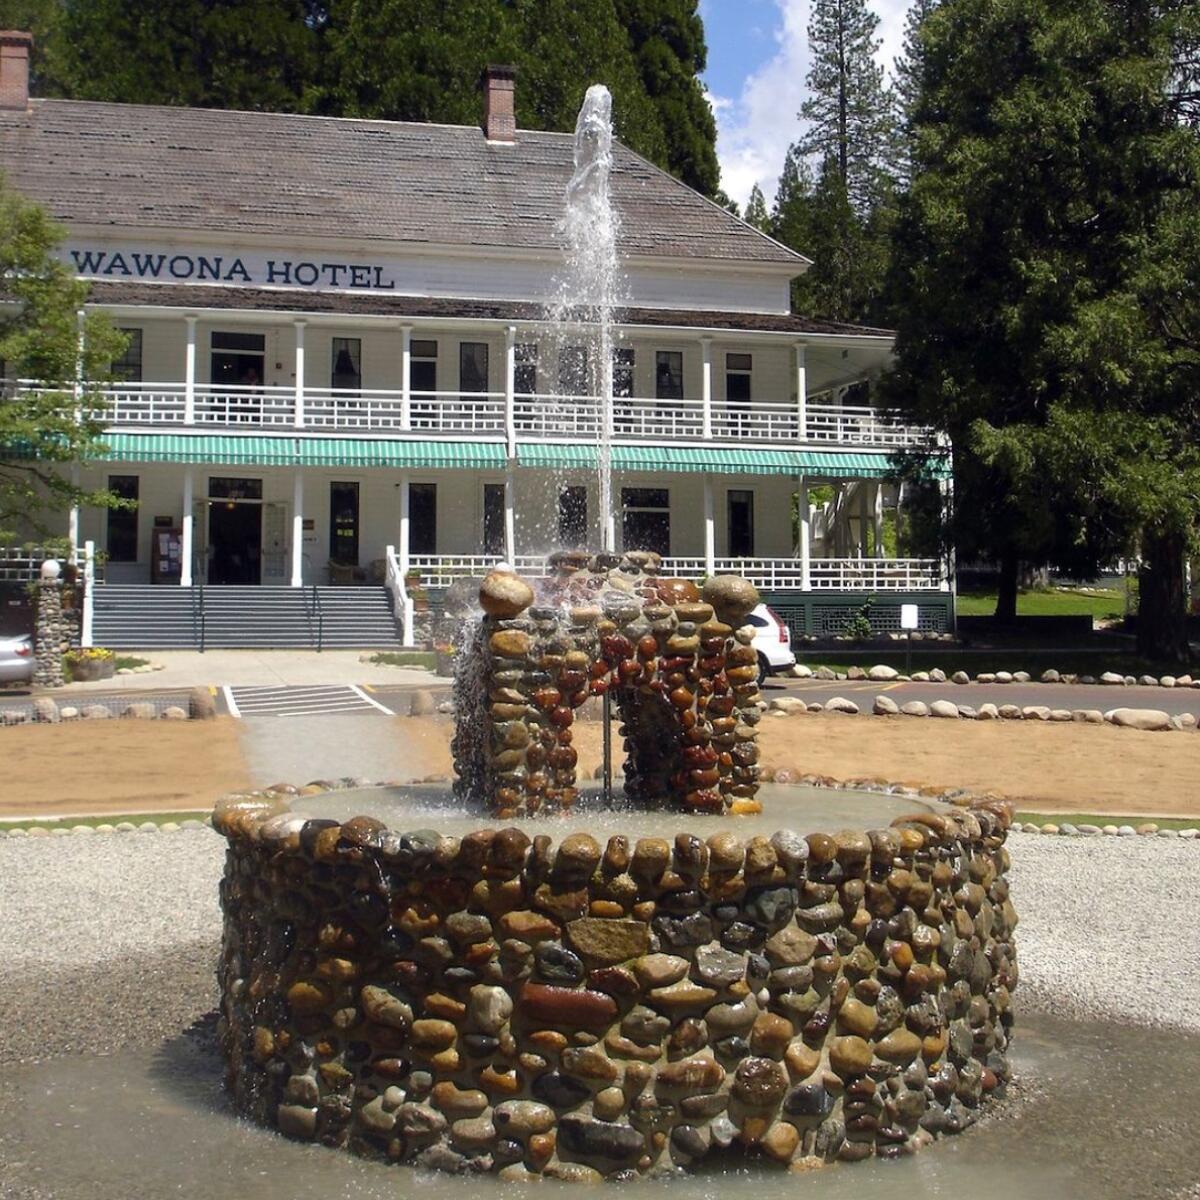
top-left (0, 825), bottom-right (1197, 1067)
top-left (1008, 831), bottom-right (1200, 1031)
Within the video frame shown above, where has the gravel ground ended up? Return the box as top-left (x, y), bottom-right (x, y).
top-left (1008, 831), bottom-right (1200, 1031)
top-left (1, 824), bottom-right (1197, 1068)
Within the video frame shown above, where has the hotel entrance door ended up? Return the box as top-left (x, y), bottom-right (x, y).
top-left (207, 477), bottom-right (263, 585)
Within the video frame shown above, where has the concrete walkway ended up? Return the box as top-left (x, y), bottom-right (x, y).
top-left (51, 650), bottom-right (439, 692)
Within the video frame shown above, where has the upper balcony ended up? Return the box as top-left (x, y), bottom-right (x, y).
top-left (23, 381), bottom-right (937, 451)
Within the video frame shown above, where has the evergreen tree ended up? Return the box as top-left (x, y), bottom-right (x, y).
top-left (886, 0), bottom-right (1200, 657)
top-left (796, 0), bottom-right (898, 213)
top-left (614, 0), bottom-right (720, 194)
top-left (742, 183), bottom-right (769, 231)
top-left (893, 0), bottom-right (939, 180)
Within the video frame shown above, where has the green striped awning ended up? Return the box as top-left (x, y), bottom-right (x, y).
top-left (97, 433), bottom-right (507, 469)
top-left (517, 443), bottom-right (599, 469)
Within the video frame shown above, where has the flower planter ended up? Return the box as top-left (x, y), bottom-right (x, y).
top-left (68, 658), bottom-right (115, 682)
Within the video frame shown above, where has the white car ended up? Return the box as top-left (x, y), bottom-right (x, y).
top-left (744, 603), bottom-right (795, 683)
top-left (0, 633), bottom-right (34, 687)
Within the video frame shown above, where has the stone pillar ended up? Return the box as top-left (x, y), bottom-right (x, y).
top-left (34, 564), bottom-right (65, 688)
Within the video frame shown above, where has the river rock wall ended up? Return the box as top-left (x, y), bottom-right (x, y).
top-left (452, 553), bottom-right (765, 818)
top-left (214, 795), bottom-right (1017, 1180)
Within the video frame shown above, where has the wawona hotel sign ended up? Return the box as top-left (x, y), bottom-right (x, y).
top-left (66, 246), bottom-right (400, 291)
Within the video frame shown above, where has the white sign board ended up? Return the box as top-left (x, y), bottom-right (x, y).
top-left (900, 604), bottom-right (920, 631)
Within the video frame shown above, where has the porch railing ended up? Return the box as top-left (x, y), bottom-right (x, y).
top-left (400, 554), bottom-right (944, 592)
top-left (16, 380), bottom-right (936, 449)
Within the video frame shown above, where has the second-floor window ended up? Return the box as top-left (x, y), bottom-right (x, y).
top-left (331, 337), bottom-right (362, 394)
top-left (559, 346), bottom-right (589, 397)
top-left (515, 344), bottom-right (538, 394)
top-left (460, 342), bottom-right (489, 397)
top-left (726, 353), bottom-right (752, 404)
top-left (655, 350), bottom-right (683, 401)
top-left (411, 339), bottom-right (437, 394)
top-left (613, 347), bottom-right (634, 398)
top-left (113, 328), bottom-right (143, 382)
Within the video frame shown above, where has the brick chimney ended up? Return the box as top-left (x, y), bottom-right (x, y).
top-left (0, 31), bottom-right (32, 112)
top-left (482, 64), bottom-right (516, 143)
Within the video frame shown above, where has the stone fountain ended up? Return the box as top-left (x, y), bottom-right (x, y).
top-left (210, 82), bottom-right (1018, 1180)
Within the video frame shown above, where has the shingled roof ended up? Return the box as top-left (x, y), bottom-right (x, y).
top-left (0, 98), bottom-right (804, 268)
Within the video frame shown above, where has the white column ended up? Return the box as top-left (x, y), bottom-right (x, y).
top-left (293, 319), bottom-right (306, 429)
top-left (703, 476), bottom-right (716, 577)
top-left (184, 315), bottom-right (197, 424)
top-left (81, 540), bottom-right (95, 648)
top-left (398, 471), bottom-right (411, 576)
top-left (68, 466), bottom-right (80, 552)
top-left (400, 324), bottom-right (413, 432)
top-left (700, 336), bottom-right (713, 439)
top-left (795, 342), bottom-right (807, 439)
top-left (858, 482), bottom-right (871, 558)
top-left (291, 471), bottom-right (304, 587)
top-left (873, 481), bottom-right (885, 559)
top-left (798, 475), bottom-right (812, 592)
top-left (181, 468), bottom-right (194, 587)
top-left (504, 325), bottom-right (517, 457)
top-left (504, 464), bottom-right (516, 564)
top-left (941, 474), bottom-right (955, 594)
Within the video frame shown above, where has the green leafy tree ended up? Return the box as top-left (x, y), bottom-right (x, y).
top-left (886, 0), bottom-right (1200, 658)
top-left (0, 178), bottom-right (126, 533)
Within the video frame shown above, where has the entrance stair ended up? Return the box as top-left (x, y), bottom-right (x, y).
top-left (90, 585), bottom-right (400, 650)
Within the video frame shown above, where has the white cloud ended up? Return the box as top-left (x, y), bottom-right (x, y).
top-left (708, 0), bottom-right (911, 209)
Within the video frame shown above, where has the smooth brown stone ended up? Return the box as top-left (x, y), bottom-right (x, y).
top-left (605, 1032), bottom-right (663, 1062)
top-left (567, 917), bottom-right (651, 965)
top-left (632, 954), bottom-right (690, 989)
top-left (490, 629), bottom-right (532, 658)
top-left (828, 1036), bottom-right (873, 1077)
top-left (528, 1029), bottom-right (569, 1054)
top-left (761, 1121), bottom-right (801, 1163)
top-left (836, 998), bottom-right (877, 1039)
top-left (478, 1064), bottom-right (522, 1095)
top-left (589, 965), bottom-right (641, 997)
top-left (631, 838), bottom-right (672, 880)
top-left (424, 993), bottom-right (467, 1022)
top-left (561, 1046), bottom-right (619, 1082)
top-left (518, 982), bottom-right (618, 1030)
top-left (875, 1028), bottom-right (922, 1064)
top-left (287, 981), bottom-right (332, 1015)
top-left (706, 831), bottom-right (745, 872)
top-left (589, 900), bottom-right (626, 918)
top-left (805, 833), bottom-right (838, 864)
top-left (498, 910), bottom-right (561, 941)
top-left (431, 1082), bottom-right (489, 1117)
top-left (749, 1012), bottom-right (793, 1058)
top-left (648, 982), bottom-right (718, 1010)
top-left (764, 925), bottom-right (818, 966)
top-left (410, 1019), bottom-right (458, 1049)
top-left (593, 1086), bottom-right (626, 1121)
top-left (784, 1041), bottom-right (821, 1079)
top-left (658, 1056), bottom-right (726, 1092)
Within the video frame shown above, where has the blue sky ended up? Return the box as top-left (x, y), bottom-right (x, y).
top-left (699, 0), bottom-right (911, 208)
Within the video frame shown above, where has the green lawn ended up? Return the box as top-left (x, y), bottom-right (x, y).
top-left (956, 584), bottom-right (1130, 619)
top-left (797, 649), bottom-right (1195, 676)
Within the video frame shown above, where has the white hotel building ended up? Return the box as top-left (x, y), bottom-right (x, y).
top-left (0, 40), bottom-right (952, 649)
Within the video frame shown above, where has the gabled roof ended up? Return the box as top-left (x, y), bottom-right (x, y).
top-left (0, 99), bottom-right (804, 268)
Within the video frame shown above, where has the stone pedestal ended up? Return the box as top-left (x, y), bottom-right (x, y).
top-left (33, 578), bottom-right (65, 689)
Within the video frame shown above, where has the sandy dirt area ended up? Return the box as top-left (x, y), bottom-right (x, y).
top-left (0, 718), bottom-right (251, 817)
top-left (394, 713), bottom-right (1200, 818)
top-left (3, 710), bottom-right (1196, 819)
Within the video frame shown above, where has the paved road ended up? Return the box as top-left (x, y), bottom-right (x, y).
top-left (763, 675), bottom-right (1200, 717)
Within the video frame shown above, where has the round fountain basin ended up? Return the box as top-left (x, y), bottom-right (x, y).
top-left (291, 782), bottom-right (941, 840)
top-left (214, 785), bottom-right (1016, 1180)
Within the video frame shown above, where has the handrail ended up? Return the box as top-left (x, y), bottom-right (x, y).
top-left (193, 583), bottom-right (206, 653)
top-left (306, 583), bottom-right (324, 652)
top-left (384, 544), bottom-right (415, 648)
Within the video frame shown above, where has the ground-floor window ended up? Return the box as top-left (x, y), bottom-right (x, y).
top-left (483, 483), bottom-right (505, 556)
top-left (559, 485), bottom-right (587, 547)
top-left (330, 481), bottom-right (360, 564)
top-left (727, 488), bottom-right (755, 557)
top-left (106, 474), bottom-right (139, 562)
top-left (409, 483), bottom-right (437, 554)
top-left (622, 487), bottom-right (670, 556)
